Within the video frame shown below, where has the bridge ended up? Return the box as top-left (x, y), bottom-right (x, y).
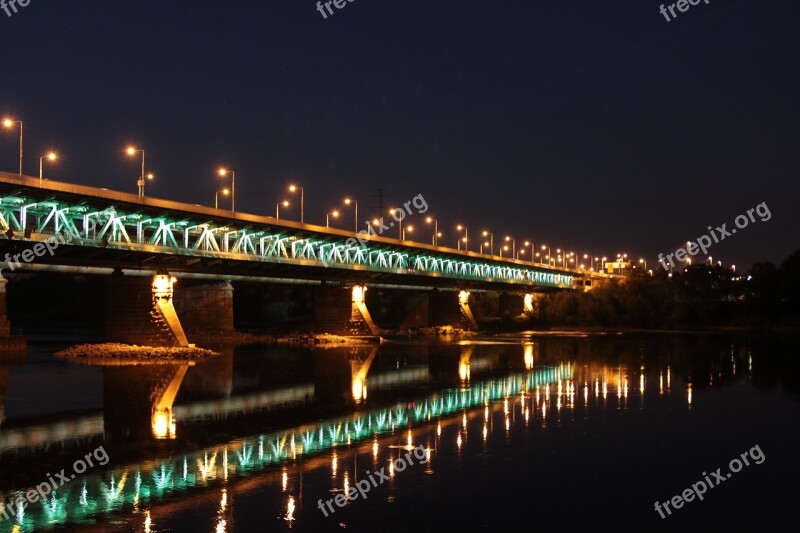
top-left (0, 172), bottom-right (583, 344)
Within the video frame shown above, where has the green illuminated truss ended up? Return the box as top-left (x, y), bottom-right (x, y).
top-left (0, 193), bottom-right (574, 288)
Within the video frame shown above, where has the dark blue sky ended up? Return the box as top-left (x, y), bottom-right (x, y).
top-left (1, 0), bottom-right (797, 269)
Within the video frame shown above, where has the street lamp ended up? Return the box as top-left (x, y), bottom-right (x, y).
top-left (501, 244), bottom-right (510, 258)
top-left (482, 231), bottom-right (494, 255)
top-left (39, 151), bottom-right (57, 184)
top-left (126, 146), bottom-right (151, 200)
top-left (327, 209), bottom-right (339, 227)
top-left (639, 258), bottom-right (647, 270)
top-left (215, 188), bottom-right (230, 209)
top-left (218, 168), bottom-right (235, 212)
top-left (402, 225), bottom-right (413, 241)
top-left (456, 225), bottom-right (468, 251)
top-left (541, 245), bottom-right (550, 265)
top-left (390, 208), bottom-right (403, 239)
top-left (3, 118), bottom-right (22, 175)
top-left (519, 240), bottom-right (531, 261)
top-left (343, 198), bottom-right (358, 232)
top-left (426, 217), bottom-right (438, 246)
top-left (505, 236), bottom-right (515, 259)
top-left (277, 200), bottom-right (289, 219)
top-left (480, 241), bottom-right (490, 254)
top-left (289, 185), bottom-right (304, 223)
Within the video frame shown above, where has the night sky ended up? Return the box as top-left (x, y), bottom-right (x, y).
top-left (1, 0), bottom-right (797, 270)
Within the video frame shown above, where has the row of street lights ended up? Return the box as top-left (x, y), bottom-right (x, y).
top-left (3, 116), bottom-right (636, 271)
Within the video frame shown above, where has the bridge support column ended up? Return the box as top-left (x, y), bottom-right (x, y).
top-left (312, 285), bottom-right (379, 335)
top-left (429, 290), bottom-right (478, 330)
top-left (524, 293), bottom-right (545, 317)
top-left (104, 273), bottom-right (189, 347)
top-left (173, 281), bottom-right (234, 333)
top-left (499, 293), bottom-right (525, 317)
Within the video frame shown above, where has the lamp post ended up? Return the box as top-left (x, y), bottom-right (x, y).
top-left (501, 245), bottom-right (510, 258)
top-left (390, 208), bottom-right (402, 239)
top-left (639, 258), bottom-right (647, 270)
top-left (480, 241), bottom-right (490, 254)
top-left (327, 210), bottom-right (339, 227)
top-left (277, 200), bottom-right (289, 219)
top-left (3, 118), bottom-right (22, 175)
top-left (218, 168), bottom-right (235, 212)
top-left (505, 236), bottom-right (515, 259)
top-left (456, 225), bottom-right (468, 251)
top-left (519, 240), bottom-right (531, 261)
top-left (541, 245), bottom-right (550, 265)
top-left (289, 185), bottom-right (304, 223)
top-left (126, 146), bottom-right (150, 200)
top-left (482, 231), bottom-right (494, 256)
top-left (39, 152), bottom-right (57, 185)
top-left (215, 188), bottom-right (230, 209)
top-left (402, 225), bottom-right (413, 241)
top-left (426, 217), bottom-right (438, 246)
top-left (343, 198), bottom-right (358, 232)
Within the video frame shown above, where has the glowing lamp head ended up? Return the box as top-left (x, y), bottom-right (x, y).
top-left (282, 200), bottom-right (290, 207)
top-left (456, 225), bottom-right (463, 231)
top-left (222, 188), bottom-right (230, 195)
top-left (344, 198), bottom-right (352, 205)
top-left (331, 210), bottom-right (339, 217)
top-left (289, 185), bottom-right (298, 192)
top-left (3, 119), bottom-right (14, 128)
top-left (459, 290), bottom-right (470, 305)
top-left (218, 168), bottom-right (228, 176)
top-left (46, 152), bottom-right (57, 161)
top-left (146, 173), bottom-right (154, 180)
top-left (126, 147), bottom-right (137, 156)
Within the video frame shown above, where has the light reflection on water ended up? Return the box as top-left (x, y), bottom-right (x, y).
top-left (0, 334), bottom-right (797, 531)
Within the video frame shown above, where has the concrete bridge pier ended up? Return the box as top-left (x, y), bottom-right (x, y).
top-left (312, 285), bottom-right (379, 335)
top-left (428, 290), bottom-right (478, 330)
top-left (104, 273), bottom-right (189, 347)
top-left (173, 281), bottom-right (234, 334)
top-left (499, 292), bottom-right (526, 317)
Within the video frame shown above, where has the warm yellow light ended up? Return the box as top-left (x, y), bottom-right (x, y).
top-left (3, 119), bottom-right (14, 128)
top-left (289, 185), bottom-right (297, 192)
top-left (222, 188), bottom-right (230, 195)
top-left (482, 230), bottom-right (488, 236)
top-left (456, 225), bottom-right (463, 230)
top-left (218, 168), bottom-right (228, 176)
top-left (406, 226), bottom-right (413, 232)
top-left (46, 152), bottom-right (57, 161)
top-left (503, 245), bottom-right (509, 250)
top-left (282, 200), bottom-right (290, 207)
top-left (146, 173), bottom-right (154, 180)
top-left (344, 198), bottom-right (352, 205)
top-left (458, 290), bottom-right (470, 304)
top-left (126, 147), bottom-right (137, 155)
top-left (331, 210), bottom-right (339, 217)
top-left (372, 218), bottom-right (380, 226)
top-left (352, 285), bottom-right (366, 304)
top-left (426, 217), bottom-right (432, 223)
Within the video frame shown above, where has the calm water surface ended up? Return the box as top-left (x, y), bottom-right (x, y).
top-left (0, 333), bottom-right (798, 532)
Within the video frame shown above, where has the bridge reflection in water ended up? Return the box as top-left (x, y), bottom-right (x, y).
top-left (0, 336), bottom-right (698, 532)
top-left (0, 343), bottom-right (582, 531)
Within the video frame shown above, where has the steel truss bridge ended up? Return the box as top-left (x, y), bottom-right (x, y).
top-left (0, 173), bottom-right (577, 290)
